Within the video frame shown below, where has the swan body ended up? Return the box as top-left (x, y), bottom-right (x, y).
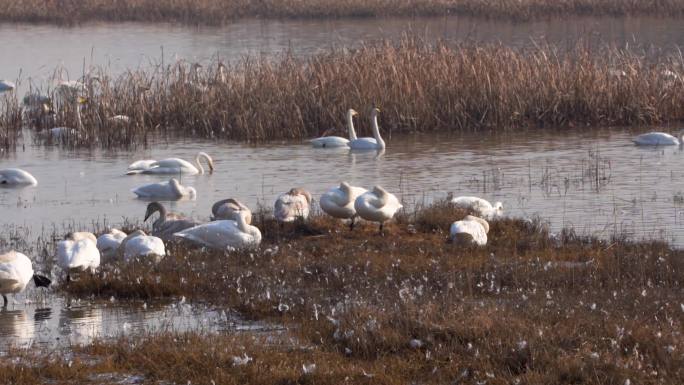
top-left (57, 233), bottom-right (100, 279)
top-left (126, 152), bottom-right (214, 175)
top-left (174, 210), bottom-right (261, 251)
top-left (450, 215), bottom-right (489, 246)
top-left (127, 159), bottom-right (157, 172)
top-left (320, 182), bottom-right (368, 228)
top-left (451, 196), bottom-right (503, 219)
top-left (633, 131), bottom-right (682, 146)
top-left (132, 178), bottom-right (196, 200)
top-left (0, 251), bottom-right (51, 306)
top-left (354, 185), bottom-right (403, 231)
top-left (96, 229), bottom-right (127, 261)
top-left (211, 198), bottom-right (252, 224)
top-left (310, 109), bottom-right (358, 148)
top-left (274, 188), bottom-right (312, 222)
top-left (144, 201), bottom-right (201, 240)
top-left (0, 80), bottom-right (16, 92)
top-left (348, 107), bottom-right (386, 150)
top-left (0, 168), bottom-right (38, 186)
top-left (120, 230), bottom-right (166, 262)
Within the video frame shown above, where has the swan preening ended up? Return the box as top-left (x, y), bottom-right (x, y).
top-left (319, 182), bottom-right (367, 229)
top-left (120, 230), bottom-right (166, 262)
top-left (212, 198), bottom-right (252, 224)
top-left (354, 185), bottom-right (403, 232)
top-left (174, 209), bottom-right (261, 251)
top-left (0, 251), bottom-right (51, 306)
top-left (633, 130), bottom-right (684, 146)
top-left (450, 215), bottom-right (489, 246)
top-left (348, 107), bottom-right (386, 150)
top-left (274, 188), bottom-right (313, 223)
top-left (451, 196), bottom-right (503, 219)
top-left (310, 109), bottom-right (358, 148)
top-left (96, 229), bottom-right (127, 261)
top-left (0, 168), bottom-right (38, 186)
top-left (127, 152), bottom-right (214, 175)
top-left (132, 178), bottom-right (196, 200)
top-left (57, 232), bottom-right (101, 281)
top-left (144, 201), bottom-right (201, 240)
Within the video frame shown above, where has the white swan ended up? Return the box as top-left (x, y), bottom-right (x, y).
top-left (211, 198), bottom-right (252, 223)
top-left (144, 201), bottom-right (201, 240)
top-left (47, 96), bottom-right (87, 138)
top-left (633, 130), bottom-right (683, 146)
top-left (354, 185), bottom-right (403, 233)
top-left (0, 80), bottom-right (16, 93)
top-left (57, 232), bottom-right (100, 281)
top-left (310, 109), bottom-right (358, 148)
top-left (132, 178), bottom-right (196, 200)
top-left (451, 196), bottom-right (503, 219)
top-left (96, 229), bottom-right (127, 261)
top-left (0, 168), bottom-right (38, 186)
top-left (119, 230), bottom-right (166, 263)
top-left (450, 215), bottom-right (489, 246)
top-left (274, 188), bottom-right (312, 222)
top-left (348, 107), bottom-right (386, 150)
top-left (127, 152), bottom-right (214, 175)
top-left (319, 182), bottom-right (368, 229)
top-left (174, 210), bottom-right (261, 251)
top-left (0, 251), bottom-right (51, 307)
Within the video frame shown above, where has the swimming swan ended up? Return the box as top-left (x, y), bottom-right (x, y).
top-left (0, 251), bottom-right (51, 307)
top-left (450, 215), bottom-right (489, 246)
top-left (174, 210), bottom-right (261, 251)
top-left (211, 198), bottom-right (252, 224)
top-left (319, 182), bottom-right (367, 229)
top-left (126, 152), bottom-right (214, 175)
top-left (633, 130), bottom-right (684, 146)
top-left (57, 232), bottom-right (100, 281)
top-left (0, 168), bottom-right (38, 186)
top-left (96, 229), bottom-right (127, 261)
top-left (119, 230), bottom-right (166, 262)
top-left (310, 109), bottom-right (358, 148)
top-left (354, 185), bottom-right (403, 233)
top-left (132, 178), bottom-right (196, 200)
top-left (348, 107), bottom-right (386, 150)
top-left (274, 188), bottom-right (312, 222)
top-left (144, 201), bottom-right (201, 240)
top-left (451, 196), bottom-right (503, 219)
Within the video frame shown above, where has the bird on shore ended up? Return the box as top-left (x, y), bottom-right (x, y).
top-left (96, 228), bottom-right (127, 261)
top-left (274, 188), bottom-right (312, 223)
top-left (0, 168), bottom-right (38, 186)
top-left (450, 215), bottom-right (489, 246)
top-left (348, 107), bottom-right (386, 150)
top-left (633, 130), bottom-right (684, 146)
top-left (354, 185), bottom-right (403, 234)
top-left (143, 201), bottom-right (200, 240)
top-left (119, 230), bottom-right (166, 262)
top-left (126, 152), bottom-right (214, 175)
top-left (174, 209), bottom-right (261, 251)
top-left (319, 182), bottom-right (367, 229)
top-left (132, 178), bottom-right (196, 200)
top-left (310, 109), bottom-right (359, 148)
top-left (0, 251), bottom-right (51, 307)
top-left (57, 232), bottom-right (100, 282)
top-left (211, 198), bottom-right (252, 223)
top-left (451, 196), bottom-right (503, 219)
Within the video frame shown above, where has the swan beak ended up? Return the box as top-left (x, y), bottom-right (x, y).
top-left (77, 96), bottom-right (88, 104)
top-left (33, 274), bottom-right (52, 288)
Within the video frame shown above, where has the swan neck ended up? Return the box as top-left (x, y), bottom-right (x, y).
top-left (347, 112), bottom-right (357, 140)
top-left (155, 204), bottom-right (167, 227)
top-left (372, 114), bottom-right (385, 148)
top-left (195, 154), bottom-right (204, 174)
top-left (236, 213), bottom-right (249, 233)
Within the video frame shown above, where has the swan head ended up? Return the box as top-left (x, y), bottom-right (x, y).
top-left (77, 96), bottom-right (88, 105)
top-left (493, 202), bottom-right (504, 213)
top-left (144, 201), bottom-right (165, 221)
top-left (372, 185), bottom-right (388, 197)
top-left (196, 152), bottom-right (214, 174)
top-left (289, 187), bottom-right (312, 204)
top-left (348, 109), bottom-right (358, 117)
top-left (371, 107), bottom-right (381, 116)
top-left (340, 181), bottom-right (351, 192)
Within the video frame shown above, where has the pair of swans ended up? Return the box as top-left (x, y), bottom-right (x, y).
top-left (451, 196), bottom-right (503, 219)
top-left (319, 182), bottom-right (368, 229)
top-left (450, 215), bottom-right (490, 246)
top-left (97, 228), bottom-right (166, 262)
top-left (0, 251), bottom-right (51, 307)
top-left (320, 182), bottom-right (402, 233)
top-left (0, 168), bottom-right (38, 186)
top-left (132, 178), bottom-right (196, 200)
top-left (633, 130), bottom-right (684, 146)
top-left (311, 108), bottom-right (386, 150)
top-left (127, 152), bottom-right (214, 175)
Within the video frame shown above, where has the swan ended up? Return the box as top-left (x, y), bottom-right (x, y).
top-left (348, 107), bottom-right (386, 150)
top-left (354, 185), bottom-right (403, 233)
top-left (451, 196), bottom-right (503, 219)
top-left (0, 251), bottom-right (51, 307)
top-left (119, 230), bottom-right (166, 262)
top-left (57, 232), bottom-right (100, 281)
top-left (174, 209), bottom-right (261, 251)
top-left (126, 152), bottom-right (214, 175)
top-left (144, 201), bottom-right (201, 241)
top-left (310, 109), bottom-right (358, 148)
top-left (450, 215), bottom-right (489, 246)
top-left (319, 182), bottom-right (368, 229)
top-left (96, 229), bottom-right (127, 261)
top-left (47, 96), bottom-right (86, 138)
top-left (0, 168), bottom-right (38, 186)
top-left (0, 80), bottom-right (16, 93)
top-left (274, 188), bottom-right (312, 222)
top-left (108, 115), bottom-right (131, 124)
top-left (633, 130), bottom-right (684, 146)
top-left (211, 198), bottom-right (252, 223)
top-left (132, 178), bottom-right (196, 200)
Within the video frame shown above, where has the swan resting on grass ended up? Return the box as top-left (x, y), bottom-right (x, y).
top-left (310, 109), bottom-right (358, 148)
top-left (274, 188), bottom-right (312, 223)
top-left (57, 232), bottom-right (100, 282)
top-left (127, 152), bottom-right (214, 175)
top-left (354, 185), bottom-right (403, 233)
top-left (0, 251), bottom-right (51, 307)
top-left (211, 198), bottom-right (252, 223)
top-left (450, 215), bottom-right (489, 246)
top-left (319, 181), bottom-right (367, 229)
top-left (132, 178), bottom-right (196, 200)
top-left (119, 230), bottom-right (166, 262)
top-left (96, 229), bottom-right (127, 261)
top-left (174, 209), bottom-right (261, 251)
top-left (0, 168), bottom-right (38, 186)
top-left (451, 196), bottom-right (503, 219)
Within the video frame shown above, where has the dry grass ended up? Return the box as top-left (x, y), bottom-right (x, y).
top-left (0, 93), bottom-right (22, 152)
top-left (15, 202), bottom-right (674, 383)
top-left (25, 39), bottom-right (684, 148)
top-left (1, 0), bottom-right (684, 24)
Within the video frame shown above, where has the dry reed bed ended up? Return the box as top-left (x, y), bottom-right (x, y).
top-left (1, 0), bottom-right (684, 24)
top-left (30, 40), bottom-right (684, 148)
top-left (19, 202), bottom-right (678, 383)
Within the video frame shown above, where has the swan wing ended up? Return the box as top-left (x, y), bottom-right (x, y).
top-left (132, 181), bottom-right (177, 199)
top-left (0, 168), bottom-right (38, 186)
top-left (174, 220), bottom-right (248, 250)
top-left (127, 159), bottom-right (157, 171)
top-left (124, 236), bottom-right (166, 260)
top-left (633, 132), bottom-right (679, 146)
top-left (450, 220), bottom-right (487, 246)
top-left (59, 239), bottom-right (100, 270)
top-left (310, 136), bottom-right (349, 148)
